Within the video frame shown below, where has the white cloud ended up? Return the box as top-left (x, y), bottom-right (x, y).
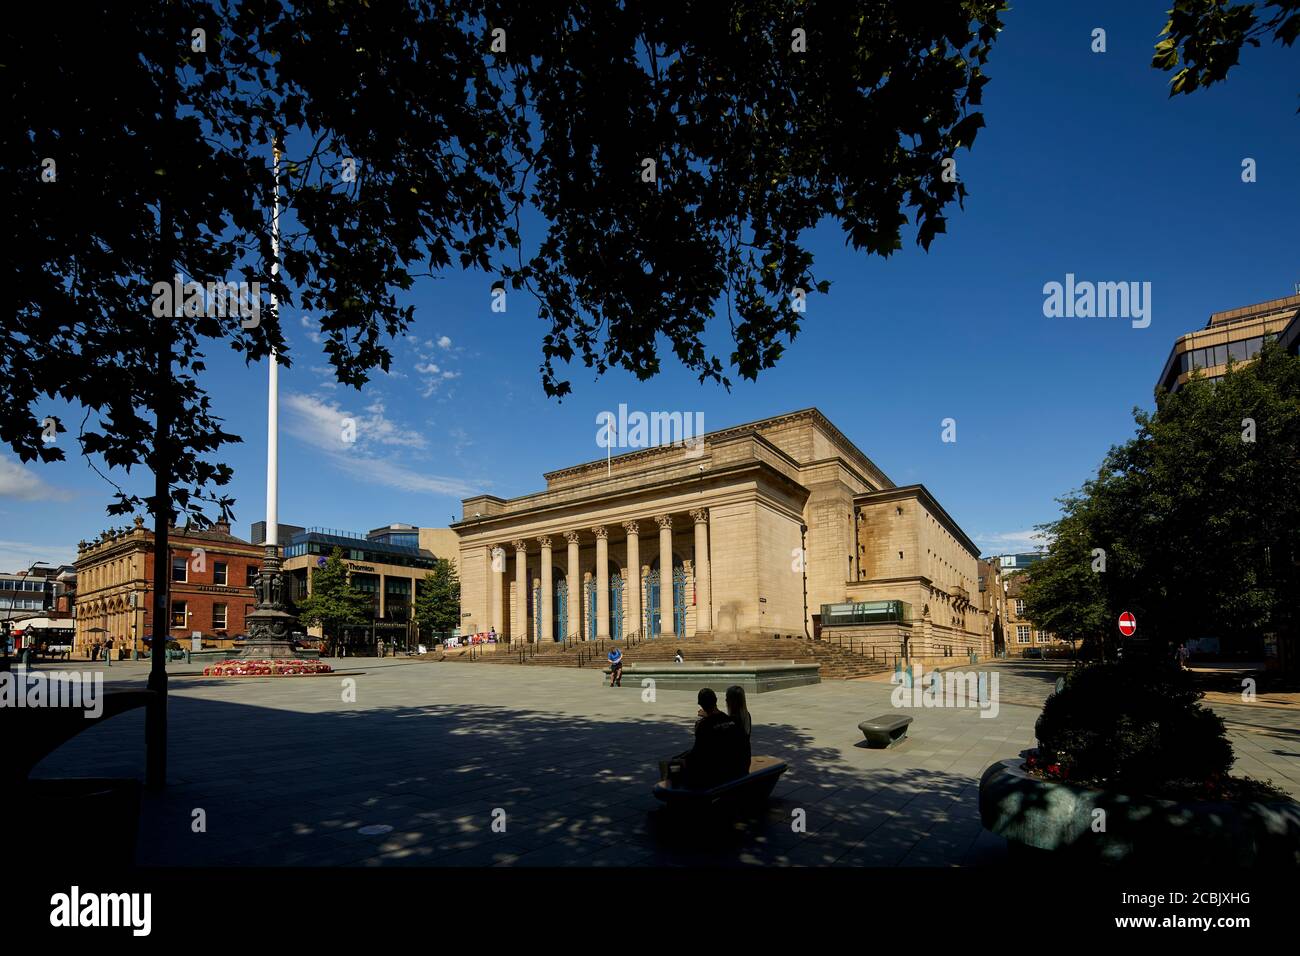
top-left (0, 456), bottom-right (74, 502)
top-left (437, 335), bottom-right (452, 349)
top-left (300, 315), bottom-right (322, 345)
top-left (283, 393), bottom-right (426, 450)
top-left (282, 392), bottom-right (480, 497)
top-left (0, 539), bottom-right (77, 574)
top-left (331, 455), bottom-right (480, 497)
top-left (975, 529), bottom-right (1050, 554)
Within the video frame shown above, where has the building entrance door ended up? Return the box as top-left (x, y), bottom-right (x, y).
top-left (553, 579), bottom-right (567, 642)
top-left (610, 573), bottom-right (624, 639)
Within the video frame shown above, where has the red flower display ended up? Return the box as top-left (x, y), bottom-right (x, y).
top-left (202, 658), bottom-right (335, 677)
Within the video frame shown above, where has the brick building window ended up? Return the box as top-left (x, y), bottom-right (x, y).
top-left (246, 565), bottom-right (259, 587)
top-left (171, 600), bottom-right (188, 628)
top-left (213, 561), bottom-right (227, 586)
top-left (171, 556), bottom-right (188, 583)
top-left (213, 603), bottom-right (227, 630)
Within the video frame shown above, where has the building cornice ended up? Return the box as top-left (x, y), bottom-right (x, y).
top-left (538, 408), bottom-right (894, 490)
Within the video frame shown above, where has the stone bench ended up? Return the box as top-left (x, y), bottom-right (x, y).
top-left (858, 713), bottom-right (912, 748)
top-left (653, 755), bottom-right (787, 808)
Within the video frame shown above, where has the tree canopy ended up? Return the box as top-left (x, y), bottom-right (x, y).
top-left (4, 0), bottom-right (1006, 525)
top-left (294, 547), bottom-right (373, 644)
top-left (1022, 343), bottom-right (1300, 656)
top-left (1152, 0), bottom-right (1298, 102)
top-left (414, 559), bottom-right (462, 639)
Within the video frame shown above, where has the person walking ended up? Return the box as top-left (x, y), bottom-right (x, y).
top-left (104, 636), bottom-right (114, 667)
top-left (607, 645), bottom-right (624, 687)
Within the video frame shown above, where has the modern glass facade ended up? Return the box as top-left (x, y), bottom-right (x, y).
top-left (820, 600), bottom-right (912, 626)
top-left (284, 529), bottom-right (436, 570)
top-left (1179, 333), bottom-right (1276, 374)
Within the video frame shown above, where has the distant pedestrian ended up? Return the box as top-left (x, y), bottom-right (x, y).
top-left (674, 649), bottom-right (684, 664)
top-left (1177, 642), bottom-right (1190, 670)
top-left (608, 646), bottom-right (624, 686)
top-left (105, 637), bottom-right (114, 666)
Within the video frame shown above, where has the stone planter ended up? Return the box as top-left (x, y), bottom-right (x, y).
top-left (979, 758), bottom-right (1300, 866)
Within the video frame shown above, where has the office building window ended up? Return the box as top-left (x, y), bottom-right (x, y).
top-left (171, 556), bottom-right (188, 583)
top-left (1017, 625), bottom-right (1031, 644)
top-left (213, 561), bottom-right (227, 586)
top-left (171, 600), bottom-right (188, 628)
top-left (213, 603), bottom-right (227, 630)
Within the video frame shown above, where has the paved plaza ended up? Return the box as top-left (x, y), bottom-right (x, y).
top-left (30, 659), bottom-right (1300, 867)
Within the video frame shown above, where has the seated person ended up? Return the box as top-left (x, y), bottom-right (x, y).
top-left (669, 688), bottom-right (749, 789)
top-left (726, 685), bottom-right (752, 766)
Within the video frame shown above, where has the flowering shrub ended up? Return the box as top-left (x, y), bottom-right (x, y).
top-left (203, 658), bottom-right (335, 677)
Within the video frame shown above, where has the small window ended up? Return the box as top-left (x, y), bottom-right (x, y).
top-left (247, 565), bottom-right (260, 587)
top-left (171, 556), bottom-right (188, 583)
top-left (213, 561), bottom-right (227, 586)
top-left (171, 600), bottom-right (188, 629)
top-left (213, 603), bottom-right (227, 630)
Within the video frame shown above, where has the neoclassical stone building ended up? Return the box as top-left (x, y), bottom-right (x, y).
top-left (454, 409), bottom-right (991, 658)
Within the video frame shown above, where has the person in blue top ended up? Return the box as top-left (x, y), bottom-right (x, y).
top-left (608, 646), bottom-right (624, 686)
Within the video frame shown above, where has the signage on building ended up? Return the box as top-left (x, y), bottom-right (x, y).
top-left (197, 585), bottom-right (244, 594)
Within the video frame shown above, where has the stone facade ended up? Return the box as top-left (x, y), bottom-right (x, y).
top-left (454, 408), bottom-right (991, 661)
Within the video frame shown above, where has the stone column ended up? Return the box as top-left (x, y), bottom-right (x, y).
top-left (623, 521), bottom-right (640, 637)
top-left (691, 508), bottom-right (712, 637)
top-left (593, 526), bottom-right (609, 639)
top-left (656, 514), bottom-right (675, 637)
top-left (564, 531), bottom-right (581, 640)
top-left (538, 536), bottom-right (553, 643)
top-left (513, 539), bottom-right (528, 643)
top-left (491, 546), bottom-right (505, 635)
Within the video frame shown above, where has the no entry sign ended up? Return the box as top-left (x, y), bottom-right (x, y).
top-left (1118, 611), bottom-right (1137, 637)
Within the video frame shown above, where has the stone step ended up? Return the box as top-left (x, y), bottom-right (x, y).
top-left (442, 636), bottom-right (892, 680)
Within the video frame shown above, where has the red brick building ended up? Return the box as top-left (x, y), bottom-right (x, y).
top-left (74, 516), bottom-right (262, 656)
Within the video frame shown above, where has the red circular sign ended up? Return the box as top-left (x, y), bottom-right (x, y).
top-left (1118, 612), bottom-right (1137, 636)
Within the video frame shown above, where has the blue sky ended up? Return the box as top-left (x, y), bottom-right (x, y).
top-left (3, 0), bottom-right (1297, 571)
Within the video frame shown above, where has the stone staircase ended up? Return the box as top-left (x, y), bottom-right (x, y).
top-left (440, 633), bottom-right (893, 680)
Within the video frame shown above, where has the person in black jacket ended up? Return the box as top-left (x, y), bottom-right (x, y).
top-left (679, 688), bottom-right (748, 788)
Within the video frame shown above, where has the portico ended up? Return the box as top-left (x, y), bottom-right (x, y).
top-left (474, 508), bottom-right (711, 643)
top-left (453, 408), bottom-right (992, 657)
